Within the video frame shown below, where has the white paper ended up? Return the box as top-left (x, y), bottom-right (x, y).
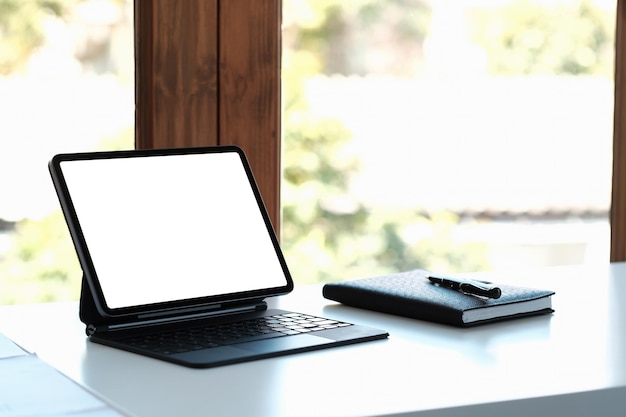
top-left (0, 332), bottom-right (27, 359)
top-left (0, 332), bottom-right (126, 417)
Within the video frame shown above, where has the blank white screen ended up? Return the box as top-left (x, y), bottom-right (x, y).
top-left (61, 152), bottom-right (288, 309)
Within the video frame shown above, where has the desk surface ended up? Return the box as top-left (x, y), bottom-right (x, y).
top-left (1, 263), bottom-right (625, 417)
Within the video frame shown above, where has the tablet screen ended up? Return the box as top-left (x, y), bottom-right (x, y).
top-left (52, 148), bottom-right (291, 313)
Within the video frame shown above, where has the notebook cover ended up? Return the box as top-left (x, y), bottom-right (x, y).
top-left (322, 269), bottom-right (554, 327)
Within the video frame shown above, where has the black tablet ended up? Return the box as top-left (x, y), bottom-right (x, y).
top-left (48, 146), bottom-right (293, 320)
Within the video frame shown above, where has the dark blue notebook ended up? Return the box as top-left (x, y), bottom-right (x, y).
top-left (323, 269), bottom-right (554, 327)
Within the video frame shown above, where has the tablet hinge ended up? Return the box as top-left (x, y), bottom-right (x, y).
top-left (86, 301), bottom-right (268, 336)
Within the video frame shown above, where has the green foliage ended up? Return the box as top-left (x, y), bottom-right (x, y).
top-left (281, 124), bottom-right (491, 283)
top-left (284, 0), bottom-right (432, 76)
top-left (280, 0), bottom-right (614, 283)
top-left (0, 0), bottom-right (77, 74)
top-left (0, 0), bottom-right (616, 303)
top-left (0, 210), bottom-right (81, 304)
top-left (469, 0), bottom-right (615, 76)
top-left (281, 1), bottom-right (489, 283)
top-left (0, 128), bottom-right (133, 304)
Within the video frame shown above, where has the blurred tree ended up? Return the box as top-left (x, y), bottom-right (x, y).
top-left (0, 128), bottom-right (133, 304)
top-left (281, 0), bottom-right (614, 283)
top-left (0, 0), bottom-right (76, 74)
top-left (1, 0), bottom-right (615, 301)
top-left (0, 210), bottom-right (80, 304)
top-left (0, 0), bottom-right (132, 305)
top-left (284, 0), bottom-right (431, 76)
top-left (469, 0), bottom-right (614, 76)
top-left (282, 1), bottom-right (489, 283)
top-left (281, 102), bottom-right (490, 282)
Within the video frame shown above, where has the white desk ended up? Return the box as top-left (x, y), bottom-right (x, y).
top-left (1, 263), bottom-right (625, 417)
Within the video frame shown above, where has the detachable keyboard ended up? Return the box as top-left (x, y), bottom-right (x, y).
top-left (119, 313), bottom-right (352, 355)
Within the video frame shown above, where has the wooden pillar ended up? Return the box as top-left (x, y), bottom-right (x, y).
top-left (612, 0), bottom-right (626, 261)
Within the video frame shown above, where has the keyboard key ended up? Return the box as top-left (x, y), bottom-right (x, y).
top-left (118, 313), bottom-right (352, 355)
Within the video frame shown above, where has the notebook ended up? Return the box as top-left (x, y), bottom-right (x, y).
top-left (48, 145), bottom-right (388, 368)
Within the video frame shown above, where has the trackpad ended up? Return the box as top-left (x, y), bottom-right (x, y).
top-left (237, 334), bottom-right (332, 354)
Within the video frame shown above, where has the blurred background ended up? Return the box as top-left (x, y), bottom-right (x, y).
top-left (0, 0), bottom-right (616, 303)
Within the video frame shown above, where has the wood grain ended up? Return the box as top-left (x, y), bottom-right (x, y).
top-left (612, 0), bottom-right (626, 261)
top-left (219, 0), bottom-right (282, 232)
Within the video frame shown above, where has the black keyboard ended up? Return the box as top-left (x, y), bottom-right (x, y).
top-left (119, 313), bottom-right (352, 355)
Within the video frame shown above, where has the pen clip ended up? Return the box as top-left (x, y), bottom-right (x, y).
top-left (427, 274), bottom-right (502, 299)
top-left (459, 280), bottom-right (502, 299)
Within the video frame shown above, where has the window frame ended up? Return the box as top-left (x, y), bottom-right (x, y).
top-left (612, 0), bottom-right (626, 261)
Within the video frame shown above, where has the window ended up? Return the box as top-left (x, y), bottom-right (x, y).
top-left (129, 0), bottom-right (626, 277)
top-left (0, 0), bottom-right (134, 304)
top-left (281, 0), bottom-right (617, 283)
top-left (2, 0), bottom-right (625, 304)
top-left (0, 0), bottom-right (282, 304)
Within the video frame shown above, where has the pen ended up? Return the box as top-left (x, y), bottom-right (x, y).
top-left (427, 274), bottom-right (502, 299)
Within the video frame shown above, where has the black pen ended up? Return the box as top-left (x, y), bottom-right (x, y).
top-left (427, 274), bottom-right (502, 299)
